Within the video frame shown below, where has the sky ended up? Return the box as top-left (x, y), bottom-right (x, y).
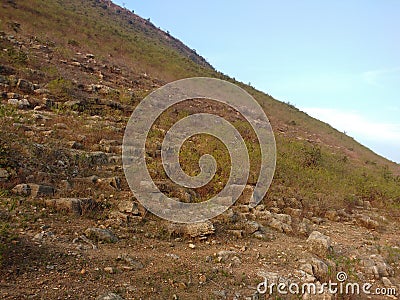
top-left (113, 0), bottom-right (400, 163)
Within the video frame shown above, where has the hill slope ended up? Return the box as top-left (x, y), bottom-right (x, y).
top-left (0, 0), bottom-right (399, 299)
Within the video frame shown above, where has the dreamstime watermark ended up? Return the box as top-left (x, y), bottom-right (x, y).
top-left (122, 77), bottom-right (276, 223)
top-left (257, 271), bottom-right (397, 297)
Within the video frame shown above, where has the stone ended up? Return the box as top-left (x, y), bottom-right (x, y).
top-left (184, 220), bottom-right (215, 238)
top-left (98, 176), bottom-right (121, 190)
top-left (8, 98), bottom-right (30, 109)
top-left (29, 184), bottom-right (55, 198)
top-left (382, 277), bottom-right (392, 287)
top-left (85, 228), bottom-right (118, 243)
top-left (237, 185), bottom-right (255, 205)
top-left (310, 257), bottom-right (329, 281)
top-left (284, 207), bottom-right (302, 218)
top-left (286, 197), bottom-right (303, 209)
top-left (86, 151), bottom-right (108, 165)
top-left (44, 198), bottom-right (93, 215)
top-left (243, 220), bottom-right (261, 235)
top-left (360, 254), bottom-right (394, 279)
top-left (12, 183), bottom-right (54, 197)
top-left (117, 254), bottom-right (143, 270)
top-left (298, 218), bottom-right (313, 236)
top-left (0, 168), bottom-right (10, 181)
top-left (12, 183), bottom-right (31, 196)
top-left (17, 78), bottom-right (34, 93)
top-left (307, 231), bottom-right (331, 257)
top-left (217, 250), bottom-right (237, 262)
top-left (356, 214), bottom-right (379, 229)
top-left (300, 263), bottom-right (314, 275)
top-left (67, 141), bottom-right (84, 150)
top-left (103, 267), bottom-right (115, 274)
top-left (324, 210), bottom-right (340, 222)
top-left (96, 292), bottom-right (124, 300)
top-left (118, 200), bottom-right (140, 215)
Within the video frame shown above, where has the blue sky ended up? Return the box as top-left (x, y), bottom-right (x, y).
top-left (113, 1), bottom-right (400, 163)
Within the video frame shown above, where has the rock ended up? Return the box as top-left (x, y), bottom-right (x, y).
top-left (310, 257), bottom-right (329, 281)
top-left (0, 168), bottom-right (10, 181)
top-left (324, 210), bottom-right (340, 222)
top-left (44, 198), bottom-right (93, 215)
top-left (184, 220), bottom-right (215, 238)
top-left (54, 123), bottom-right (68, 129)
top-left (0, 65), bottom-right (15, 75)
top-left (286, 197), bottom-right (303, 209)
top-left (257, 270), bottom-right (280, 285)
top-left (17, 78), bottom-right (34, 93)
top-left (217, 250), bottom-right (237, 262)
top-left (307, 231), bottom-right (331, 257)
top-left (253, 230), bottom-right (275, 241)
top-left (12, 183), bottom-right (31, 196)
top-left (117, 254), bottom-right (143, 270)
top-left (67, 141), bottom-right (83, 150)
top-left (356, 214), bottom-right (379, 229)
top-left (284, 207), bottom-right (302, 218)
top-left (0, 74), bottom-right (10, 85)
top-left (243, 220), bottom-right (261, 235)
top-left (382, 277), bottom-right (392, 287)
top-left (363, 201), bottom-right (372, 210)
top-left (63, 100), bottom-right (81, 109)
top-left (213, 290), bottom-right (227, 299)
top-left (360, 254), bottom-right (394, 279)
top-left (228, 229), bottom-right (243, 239)
top-left (12, 183), bottom-right (54, 197)
top-left (85, 228), bottom-right (118, 243)
top-left (103, 267), bottom-right (115, 274)
top-left (8, 98), bottom-right (30, 109)
top-left (86, 151), bottom-right (109, 165)
top-left (98, 176), bottom-right (121, 190)
top-left (302, 281), bottom-right (332, 299)
top-left (300, 263), bottom-right (314, 275)
top-left (96, 292), bottom-right (124, 300)
top-left (237, 185), bottom-right (255, 205)
top-left (298, 218), bottom-right (313, 236)
top-left (188, 243), bottom-right (196, 249)
top-left (118, 200), bottom-right (140, 215)
top-left (99, 139), bottom-right (120, 146)
top-left (29, 184), bottom-right (55, 198)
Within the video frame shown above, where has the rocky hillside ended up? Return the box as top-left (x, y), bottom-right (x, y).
top-left (0, 0), bottom-right (399, 299)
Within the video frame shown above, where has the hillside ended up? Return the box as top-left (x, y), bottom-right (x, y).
top-left (0, 0), bottom-right (399, 299)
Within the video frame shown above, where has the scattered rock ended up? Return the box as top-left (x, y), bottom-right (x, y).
top-left (96, 292), bottom-right (124, 300)
top-left (306, 231), bottom-right (332, 257)
top-left (117, 254), bottom-right (143, 270)
top-left (44, 198), bottom-right (93, 215)
top-left (356, 214), bottom-right (379, 229)
top-left (8, 98), bottom-right (30, 109)
top-left (382, 277), bottom-right (392, 287)
top-left (324, 210), bottom-right (340, 222)
top-left (12, 183), bottom-right (31, 196)
top-left (359, 254), bottom-right (394, 279)
top-left (12, 183), bottom-right (54, 197)
top-left (217, 250), bottom-right (237, 262)
top-left (117, 200), bottom-right (140, 215)
top-left (17, 78), bottom-right (34, 93)
top-left (310, 257), bottom-right (329, 281)
top-left (85, 228), bottom-right (118, 243)
top-left (29, 184), bottom-right (55, 198)
top-left (184, 220), bottom-right (215, 238)
top-left (0, 168), bottom-right (10, 181)
top-left (67, 140), bottom-right (84, 150)
top-left (103, 267), bottom-right (116, 274)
